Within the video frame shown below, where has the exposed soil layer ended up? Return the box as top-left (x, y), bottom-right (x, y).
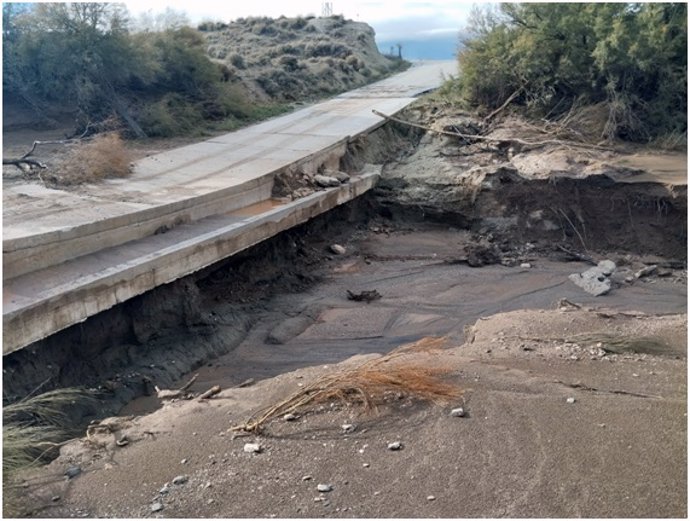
top-left (4, 108), bottom-right (687, 518)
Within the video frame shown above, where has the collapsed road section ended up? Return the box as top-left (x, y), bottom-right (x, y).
top-left (2, 61), bottom-right (456, 354)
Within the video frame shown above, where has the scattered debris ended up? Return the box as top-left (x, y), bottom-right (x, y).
top-left (450, 407), bottom-right (466, 418)
top-left (65, 466), bottom-right (82, 479)
top-left (243, 443), bottom-right (262, 453)
top-left (635, 265), bottom-right (658, 279)
top-left (155, 373), bottom-right (199, 401)
top-left (198, 385), bottom-right (222, 401)
top-left (330, 244), bottom-right (346, 255)
top-left (346, 289), bottom-right (381, 302)
top-left (568, 260), bottom-right (617, 296)
top-left (314, 174), bottom-right (341, 188)
top-left (387, 441), bottom-right (403, 451)
top-left (317, 484), bottom-right (333, 493)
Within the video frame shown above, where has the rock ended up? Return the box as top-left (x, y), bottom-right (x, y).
top-left (387, 441), bottom-right (403, 451)
top-left (324, 169), bottom-right (351, 183)
top-left (317, 483), bottom-right (333, 492)
top-left (450, 407), bottom-right (465, 417)
top-left (283, 413), bottom-right (298, 421)
top-left (302, 475), bottom-right (313, 481)
top-left (520, 263), bottom-right (532, 269)
top-left (159, 484), bottom-right (171, 494)
top-left (569, 260), bottom-right (617, 296)
top-left (180, 458), bottom-right (187, 464)
top-left (363, 463), bottom-right (370, 468)
top-left (427, 495), bottom-right (436, 501)
top-left (51, 495), bottom-right (61, 502)
top-left (598, 260), bottom-right (617, 276)
top-left (330, 244), bottom-right (346, 255)
top-left (151, 502), bottom-right (164, 512)
top-left (64, 466), bottom-right (82, 479)
top-left (172, 475), bottom-right (188, 485)
top-left (341, 423), bottom-right (356, 433)
top-left (314, 174), bottom-right (341, 188)
top-left (635, 265), bottom-right (658, 279)
top-left (244, 443), bottom-right (262, 453)
top-left (566, 397), bottom-right (576, 404)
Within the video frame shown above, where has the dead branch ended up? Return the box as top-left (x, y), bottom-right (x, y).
top-left (178, 373), bottom-right (199, 392)
top-left (372, 110), bottom-right (613, 151)
top-left (554, 209), bottom-right (589, 253)
top-left (555, 244), bottom-right (596, 265)
top-left (198, 385), bottom-right (221, 401)
top-left (483, 87), bottom-right (523, 124)
top-left (2, 158), bottom-right (47, 170)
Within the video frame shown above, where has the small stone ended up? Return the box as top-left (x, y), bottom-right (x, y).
top-left (427, 495), bottom-right (436, 501)
top-left (172, 475), bottom-right (188, 485)
top-left (243, 443), bottom-right (262, 453)
top-left (64, 466), bottom-right (81, 479)
top-left (566, 397), bottom-right (576, 404)
top-left (520, 263), bottom-right (531, 269)
top-left (363, 463), bottom-right (370, 468)
top-left (387, 441), bottom-right (402, 451)
top-left (159, 484), bottom-right (170, 494)
top-left (180, 458), bottom-right (187, 464)
top-left (341, 423), bottom-right (356, 433)
top-left (283, 413), bottom-right (298, 422)
top-left (51, 495), bottom-right (61, 502)
top-left (317, 483), bottom-right (333, 493)
top-left (302, 475), bottom-right (313, 481)
top-left (450, 407), bottom-right (465, 418)
top-left (207, 499), bottom-right (215, 505)
top-left (330, 244), bottom-right (346, 255)
top-left (151, 502), bottom-right (164, 513)
top-left (314, 174), bottom-right (341, 188)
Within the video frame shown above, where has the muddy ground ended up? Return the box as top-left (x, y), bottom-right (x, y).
top-left (4, 107), bottom-right (688, 518)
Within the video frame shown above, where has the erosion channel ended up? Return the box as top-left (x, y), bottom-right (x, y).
top-left (6, 109), bottom-right (688, 518)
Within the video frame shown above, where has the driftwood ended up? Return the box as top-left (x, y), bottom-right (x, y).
top-left (155, 373), bottom-right (199, 400)
top-left (372, 110), bottom-right (612, 151)
top-left (198, 385), bottom-right (221, 401)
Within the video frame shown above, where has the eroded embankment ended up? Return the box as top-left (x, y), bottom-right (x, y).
top-left (3, 116), bottom-right (686, 429)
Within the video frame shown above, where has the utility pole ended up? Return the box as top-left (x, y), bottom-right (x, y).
top-left (322, 2), bottom-right (333, 16)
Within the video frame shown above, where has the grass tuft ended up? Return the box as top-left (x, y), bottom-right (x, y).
top-left (234, 337), bottom-right (462, 433)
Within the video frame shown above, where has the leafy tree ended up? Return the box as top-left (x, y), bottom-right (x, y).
top-left (458, 3), bottom-right (687, 141)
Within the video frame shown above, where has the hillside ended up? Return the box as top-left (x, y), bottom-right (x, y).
top-left (201, 15), bottom-right (408, 102)
top-left (2, 6), bottom-right (408, 141)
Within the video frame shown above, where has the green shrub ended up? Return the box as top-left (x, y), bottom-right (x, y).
top-left (457, 3), bottom-right (687, 141)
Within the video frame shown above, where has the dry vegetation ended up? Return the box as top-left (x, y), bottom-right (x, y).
top-left (233, 337), bottom-right (462, 434)
top-left (200, 15), bottom-right (408, 102)
top-left (51, 133), bottom-right (132, 185)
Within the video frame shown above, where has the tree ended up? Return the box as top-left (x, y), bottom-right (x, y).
top-left (457, 3), bottom-right (687, 141)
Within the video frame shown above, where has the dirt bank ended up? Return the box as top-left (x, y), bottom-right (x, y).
top-left (5, 106), bottom-right (687, 518)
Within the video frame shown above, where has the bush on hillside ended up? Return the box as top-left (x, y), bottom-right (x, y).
top-left (457, 3), bottom-right (687, 141)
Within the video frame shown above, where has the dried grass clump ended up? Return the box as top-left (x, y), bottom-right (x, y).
top-left (55, 133), bottom-right (132, 185)
top-left (3, 388), bottom-right (94, 516)
top-left (234, 337), bottom-right (461, 433)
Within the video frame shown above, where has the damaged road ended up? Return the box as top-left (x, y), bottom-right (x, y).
top-left (5, 105), bottom-right (687, 518)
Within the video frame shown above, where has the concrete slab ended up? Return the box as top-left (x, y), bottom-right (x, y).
top-left (3, 172), bottom-right (379, 354)
top-left (3, 61), bottom-right (455, 352)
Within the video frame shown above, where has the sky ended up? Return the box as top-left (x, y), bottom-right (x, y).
top-left (123, 0), bottom-right (476, 43)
